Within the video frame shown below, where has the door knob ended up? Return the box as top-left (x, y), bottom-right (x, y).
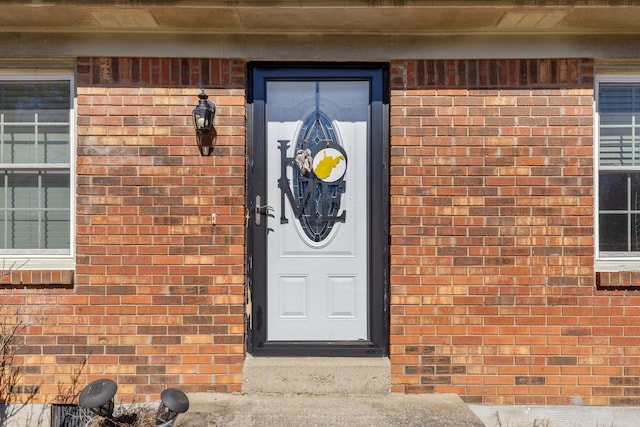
top-left (255, 195), bottom-right (274, 226)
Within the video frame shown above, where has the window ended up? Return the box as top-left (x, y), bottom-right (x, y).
top-left (0, 76), bottom-right (74, 264)
top-left (597, 77), bottom-right (640, 262)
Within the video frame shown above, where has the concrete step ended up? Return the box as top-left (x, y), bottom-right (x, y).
top-left (178, 393), bottom-right (486, 427)
top-left (241, 356), bottom-right (391, 394)
top-left (173, 357), bottom-right (486, 426)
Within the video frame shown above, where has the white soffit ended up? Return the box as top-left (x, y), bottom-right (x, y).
top-left (90, 9), bottom-right (159, 28)
top-left (497, 10), bottom-right (567, 29)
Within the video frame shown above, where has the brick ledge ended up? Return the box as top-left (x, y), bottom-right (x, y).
top-left (596, 271), bottom-right (640, 289)
top-left (2, 269), bottom-right (74, 286)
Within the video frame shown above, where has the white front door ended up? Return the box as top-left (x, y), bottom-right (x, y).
top-left (249, 65), bottom-right (388, 355)
top-left (265, 80), bottom-right (369, 341)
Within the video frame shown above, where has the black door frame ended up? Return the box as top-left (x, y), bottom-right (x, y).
top-left (246, 62), bottom-right (389, 356)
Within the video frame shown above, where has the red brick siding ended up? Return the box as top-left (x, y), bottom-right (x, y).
top-left (0, 57), bottom-right (247, 403)
top-left (4, 56), bottom-right (640, 406)
top-left (388, 58), bottom-right (640, 405)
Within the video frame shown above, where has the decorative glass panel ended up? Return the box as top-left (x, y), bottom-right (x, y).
top-left (276, 82), bottom-right (349, 243)
top-left (292, 110), bottom-right (347, 242)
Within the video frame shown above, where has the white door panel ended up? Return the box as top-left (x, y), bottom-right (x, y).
top-left (265, 81), bottom-right (369, 341)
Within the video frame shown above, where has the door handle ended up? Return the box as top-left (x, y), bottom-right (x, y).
top-left (255, 195), bottom-right (274, 226)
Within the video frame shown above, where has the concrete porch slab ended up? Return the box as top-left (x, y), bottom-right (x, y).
top-left (178, 392), bottom-right (486, 427)
top-left (171, 356), bottom-right (486, 426)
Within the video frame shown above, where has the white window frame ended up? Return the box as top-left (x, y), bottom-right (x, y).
top-left (595, 74), bottom-right (640, 271)
top-left (0, 72), bottom-right (75, 270)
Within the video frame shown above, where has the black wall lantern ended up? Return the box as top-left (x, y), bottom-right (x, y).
top-left (192, 89), bottom-right (217, 156)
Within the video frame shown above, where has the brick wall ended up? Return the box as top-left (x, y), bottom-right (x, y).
top-left (388, 58), bottom-right (640, 405)
top-left (0, 57), bottom-right (247, 403)
top-left (4, 56), bottom-right (640, 406)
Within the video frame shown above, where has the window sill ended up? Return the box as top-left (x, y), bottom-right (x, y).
top-left (595, 260), bottom-right (640, 272)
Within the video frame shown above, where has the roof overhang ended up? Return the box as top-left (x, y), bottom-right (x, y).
top-left (2, 1), bottom-right (640, 59)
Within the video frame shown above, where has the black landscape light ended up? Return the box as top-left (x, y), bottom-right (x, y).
top-left (155, 387), bottom-right (190, 426)
top-left (78, 378), bottom-right (117, 418)
top-left (192, 89), bottom-right (217, 156)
